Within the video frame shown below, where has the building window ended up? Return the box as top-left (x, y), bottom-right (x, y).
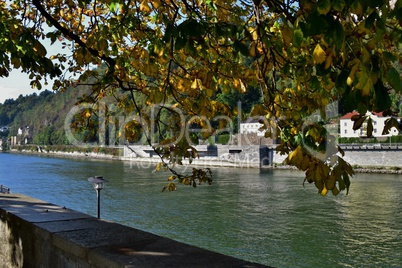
top-left (374, 121), bottom-right (377, 125)
top-left (374, 129), bottom-right (377, 133)
top-left (344, 130), bottom-right (347, 134)
top-left (344, 122), bottom-right (347, 126)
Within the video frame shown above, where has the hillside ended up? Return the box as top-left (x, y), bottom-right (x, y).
top-left (0, 81), bottom-right (262, 148)
top-left (0, 87), bottom-right (89, 146)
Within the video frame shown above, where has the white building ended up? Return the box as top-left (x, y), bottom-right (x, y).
top-left (239, 118), bottom-right (265, 137)
top-left (340, 111), bottom-right (400, 138)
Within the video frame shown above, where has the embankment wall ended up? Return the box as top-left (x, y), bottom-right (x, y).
top-left (0, 193), bottom-right (266, 268)
top-left (342, 150), bottom-right (402, 168)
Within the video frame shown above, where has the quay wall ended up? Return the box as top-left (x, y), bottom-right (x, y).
top-left (0, 193), bottom-right (266, 268)
top-left (123, 145), bottom-right (402, 169)
top-left (341, 150), bottom-right (402, 168)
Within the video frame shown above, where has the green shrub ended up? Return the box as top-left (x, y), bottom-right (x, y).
top-left (217, 134), bottom-right (230, 145)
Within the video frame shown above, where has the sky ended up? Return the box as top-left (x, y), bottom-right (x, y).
top-left (0, 18), bottom-right (63, 104)
top-left (0, 36), bottom-right (64, 104)
top-left (0, 70), bottom-right (40, 104)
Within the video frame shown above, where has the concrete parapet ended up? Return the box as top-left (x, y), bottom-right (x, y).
top-left (0, 193), bottom-right (267, 267)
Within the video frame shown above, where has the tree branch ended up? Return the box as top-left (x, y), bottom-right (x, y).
top-left (32, 0), bottom-right (116, 70)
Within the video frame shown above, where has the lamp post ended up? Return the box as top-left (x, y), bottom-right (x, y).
top-left (87, 176), bottom-right (107, 219)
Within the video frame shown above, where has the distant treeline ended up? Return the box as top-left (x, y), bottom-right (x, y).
top-left (0, 81), bottom-right (262, 147)
top-left (0, 88), bottom-right (83, 145)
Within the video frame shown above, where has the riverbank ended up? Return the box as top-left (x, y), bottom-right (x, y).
top-left (8, 145), bottom-right (122, 160)
top-left (1, 193), bottom-right (266, 268)
top-left (6, 145), bottom-right (402, 174)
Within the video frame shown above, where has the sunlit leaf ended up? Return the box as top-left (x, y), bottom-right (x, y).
top-left (313, 44), bottom-right (326, 64)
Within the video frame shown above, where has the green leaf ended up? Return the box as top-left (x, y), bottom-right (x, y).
top-left (365, 11), bottom-right (378, 29)
top-left (331, 186), bottom-right (340, 196)
top-left (163, 23), bottom-right (177, 42)
top-left (335, 69), bottom-right (350, 93)
top-left (350, 0), bottom-right (363, 16)
top-left (109, 2), bottom-right (118, 13)
top-left (387, 67), bottom-right (401, 93)
top-left (374, 81), bottom-right (392, 111)
top-left (333, 20), bottom-right (345, 50)
top-left (174, 36), bottom-right (186, 50)
top-left (308, 76), bottom-right (320, 91)
top-left (332, 0), bottom-right (346, 11)
top-left (317, 0), bottom-right (332, 15)
top-left (300, 14), bottom-right (329, 36)
top-left (292, 29), bottom-right (304, 48)
top-left (234, 40), bottom-right (249, 56)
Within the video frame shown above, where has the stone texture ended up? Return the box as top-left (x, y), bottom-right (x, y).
top-left (0, 193), bottom-right (268, 268)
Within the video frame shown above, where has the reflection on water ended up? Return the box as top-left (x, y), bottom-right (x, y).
top-left (1, 153), bottom-right (401, 267)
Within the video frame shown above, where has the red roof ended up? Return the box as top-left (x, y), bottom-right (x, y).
top-left (340, 111), bottom-right (385, 119)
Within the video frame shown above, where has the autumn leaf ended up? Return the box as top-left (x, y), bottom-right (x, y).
top-left (2, 0), bottom-right (400, 196)
top-left (313, 44), bottom-right (326, 64)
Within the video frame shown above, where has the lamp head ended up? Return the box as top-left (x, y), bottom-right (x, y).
top-left (88, 176), bottom-right (108, 190)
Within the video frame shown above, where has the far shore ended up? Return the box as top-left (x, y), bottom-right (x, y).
top-left (4, 146), bottom-right (402, 175)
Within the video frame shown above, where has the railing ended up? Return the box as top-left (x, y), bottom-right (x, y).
top-left (339, 143), bottom-right (402, 150)
top-left (0, 185), bottom-right (10, 194)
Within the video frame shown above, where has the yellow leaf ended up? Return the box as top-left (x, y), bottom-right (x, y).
top-left (346, 77), bottom-right (353, 86)
top-left (288, 145), bottom-right (303, 167)
top-left (248, 27), bottom-right (258, 41)
top-left (191, 79), bottom-right (198, 89)
top-left (321, 183), bottom-right (328, 196)
top-left (233, 78), bottom-right (240, 89)
top-left (313, 44), bottom-right (326, 64)
top-left (152, 0), bottom-right (162, 9)
top-left (250, 42), bottom-right (257, 57)
top-left (239, 79), bottom-right (247, 93)
top-left (251, 104), bottom-right (269, 117)
top-left (154, 43), bottom-right (164, 57)
top-left (156, 162), bottom-right (164, 171)
top-left (139, 0), bottom-right (151, 13)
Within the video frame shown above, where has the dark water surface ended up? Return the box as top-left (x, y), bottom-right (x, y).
top-left (1, 152), bottom-right (401, 267)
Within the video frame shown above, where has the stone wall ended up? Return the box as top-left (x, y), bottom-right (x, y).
top-left (123, 144), bottom-right (402, 169)
top-left (342, 150), bottom-right (402, 168)
top-left (0, 193), bottom-right (267, 268)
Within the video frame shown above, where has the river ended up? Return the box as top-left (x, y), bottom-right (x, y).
top-left (0, 152), bottom-right (401, 267)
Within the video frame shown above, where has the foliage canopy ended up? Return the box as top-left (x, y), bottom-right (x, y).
top-left (1, 0), bottom-right (402, 195)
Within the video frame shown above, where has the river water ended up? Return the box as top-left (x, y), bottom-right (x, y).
top-left (1, 152), bottom-right (401, 267)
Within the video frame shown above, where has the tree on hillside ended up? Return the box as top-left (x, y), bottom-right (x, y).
top-left (1, 0), bottom-right (401, 195)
